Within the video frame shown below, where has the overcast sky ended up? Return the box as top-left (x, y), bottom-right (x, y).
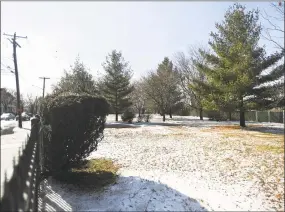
top-left (1, 1), bottom-right (283, 98)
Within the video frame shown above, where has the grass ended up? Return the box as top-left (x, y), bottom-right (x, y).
top-left (54, 158), bottom-right (120, 190)
top-left (211, 125), bottom-right (242, 130)
top-left (256, 145), bottom-right (284, 154)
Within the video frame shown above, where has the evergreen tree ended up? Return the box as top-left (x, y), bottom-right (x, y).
top-left (158, 57), bottom-right (182, 118)
top-left (53, 57), bottom-right (98, 95)
top-left (144, 57), bottom-right (182, 121)
top-left (193, 3), bottom-right (284, 127)
top-left (102, 50), bottom-right (134, 121)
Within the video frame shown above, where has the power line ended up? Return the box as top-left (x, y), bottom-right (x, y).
top-left (1, 64), bottom-right (15, 74)
top-left (3, 32), bottom-right (27, 128)
top-left (32, 84), bottom-right (43, 90)
top-left (1, 62), bottom-right (12, 70)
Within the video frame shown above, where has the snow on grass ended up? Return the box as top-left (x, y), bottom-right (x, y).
top-left (39, 116), bottom-right (284, 211)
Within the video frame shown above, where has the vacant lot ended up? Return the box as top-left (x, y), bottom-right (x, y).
top-left (40, 116), bottom-right (284, 211)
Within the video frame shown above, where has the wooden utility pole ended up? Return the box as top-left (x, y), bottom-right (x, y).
top-left (3, 32), bottom-right (27, 128)
top-left (39, 77), bottom-right (50, 98)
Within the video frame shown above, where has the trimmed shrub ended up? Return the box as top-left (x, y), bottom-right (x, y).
top-left (40, 92), bottom-right (110, 173)
top-left (121, 109), bottom-right (135, 123)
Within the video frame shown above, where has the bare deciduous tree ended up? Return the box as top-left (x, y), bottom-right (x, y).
top-left (24, 94), bottom-right (42, 115)
top-left (261, 3), bottom-right (284, 51)
top-left (130, 79), bottom-right (147, 117)
top-left (174, 44), bottom-right (209, 120)
top-left (143, 71), bottom-right (168, 121)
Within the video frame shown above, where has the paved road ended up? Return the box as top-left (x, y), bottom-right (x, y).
top-left (1, 121), bottom-right (31, 197)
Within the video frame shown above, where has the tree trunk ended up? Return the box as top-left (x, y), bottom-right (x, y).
top-left (199, 108), bottom-right (203, 120)
top-left (169, 108), bottom-right (172, 118)
top-left (228, 112), bottom-right (232, 121)
top-left (138, 109), bottom-right (141, 117)
top-left (239, 97), bottom-right (246, 127)
top-left (3, 104), bottom-right (8, 113)
top-left (115, 91), bottom-right (118, 121)
top-left (163, 114), bottom-right (166, 122)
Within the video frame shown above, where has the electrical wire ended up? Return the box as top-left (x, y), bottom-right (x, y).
top-left (1, 66), bottom-right (43, 91)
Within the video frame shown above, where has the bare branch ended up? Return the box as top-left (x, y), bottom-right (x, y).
top-left (260, 3), bottom-right (284, 51)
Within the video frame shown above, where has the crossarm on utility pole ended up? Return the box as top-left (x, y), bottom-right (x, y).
top-left (39, 77), bottom-right (50, 98)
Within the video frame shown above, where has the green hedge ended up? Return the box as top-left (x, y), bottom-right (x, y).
top-left (40, 92), bottom-right (110, 172)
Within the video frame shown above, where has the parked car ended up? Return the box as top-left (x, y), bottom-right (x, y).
top-left (16, 112), bottom-right (31, 121)
top-left (1, 113), bottom-right (16, 121)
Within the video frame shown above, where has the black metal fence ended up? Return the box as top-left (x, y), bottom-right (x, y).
top-left (0, 118), bottom-right (42, 211)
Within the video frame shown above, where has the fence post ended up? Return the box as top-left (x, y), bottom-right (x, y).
top-left (30, 116), bottom-right (40, 212)
top-left (283, 110), bottom-right (284, 124)
top-left (268, 111), bottom-right (271, 123)
top-left (256, 111), bottom-right (258, 122)
top-left (31, 117), bottom-right (40, 142)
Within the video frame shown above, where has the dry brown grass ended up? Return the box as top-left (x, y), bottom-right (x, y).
top-left (54, 158), bottom-right (120, 190)
top-left (256, 145), bottom-right (284, 154)
top-left (202, 125), bottom-right (284, 144)
top-left (211, 125), bottom-right (242, 130)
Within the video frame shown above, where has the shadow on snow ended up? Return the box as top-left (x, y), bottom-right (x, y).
top-left (39, 174), bottom-right (207, 211)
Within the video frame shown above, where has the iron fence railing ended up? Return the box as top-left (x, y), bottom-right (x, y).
top-left (0, 118), bottom-right (42, 211)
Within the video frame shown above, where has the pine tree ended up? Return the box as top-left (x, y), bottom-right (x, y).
top-left (53, 57), bottom-right (98, 95)
top-left (144, 57), bottom-right (182, 121)
top-left (193, 3), bottom-right (284, 127)
top-left (102, 50), bottom-right (134, 121)
top-left (158, 57), bottom-right (182, 118)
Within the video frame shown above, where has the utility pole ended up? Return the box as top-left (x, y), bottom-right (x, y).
top-left (39, 77), bottom-right (50, 98)
top-left (3, 32), bottom-right (27, 128)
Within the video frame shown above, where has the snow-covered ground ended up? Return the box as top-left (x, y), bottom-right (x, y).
top-left (1, 121), bottom-right (31, 197)
top-left (1, 120), bottom-right (18, 130)
top-left (39, 115), bottom-right (284, 211)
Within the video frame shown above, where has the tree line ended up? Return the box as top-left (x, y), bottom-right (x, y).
top-left (1, 3), bottom-right (283, 127)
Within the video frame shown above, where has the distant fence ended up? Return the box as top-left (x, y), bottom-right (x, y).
top-left (0, 118), bottom-right (42, 211)
top-left (182, 109), bottom-right (284, 123)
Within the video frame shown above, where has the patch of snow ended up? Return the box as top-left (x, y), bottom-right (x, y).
top-left (1, 120), bottom-right (17, 130)
top-left (1, 121), bottom-right (31, 197)
top-left (39, 116), bottom-right (284, 211)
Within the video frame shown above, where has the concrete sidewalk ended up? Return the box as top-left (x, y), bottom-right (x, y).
top-left (1, 121), bottom-right (31, 197)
